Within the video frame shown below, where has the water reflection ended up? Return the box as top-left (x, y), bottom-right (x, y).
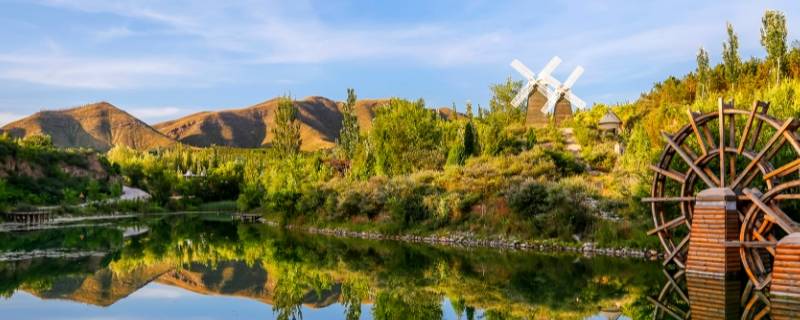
top-left (648, 267), bottom-right (800, 319)
top-left (0, 214), bottom-right (795, 319)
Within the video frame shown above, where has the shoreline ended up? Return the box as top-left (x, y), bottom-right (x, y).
top-left (270, 222), bottom-right (663, 260)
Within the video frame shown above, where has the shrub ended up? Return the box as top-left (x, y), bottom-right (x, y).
top-left (507, 180), bottom-right (551, 218)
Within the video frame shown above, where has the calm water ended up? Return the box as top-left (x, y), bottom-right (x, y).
top-left (0, 214), bottom-right (795, 320)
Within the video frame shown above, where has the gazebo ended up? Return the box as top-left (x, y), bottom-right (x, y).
top-left (598, 111), bottom-right (622, 134)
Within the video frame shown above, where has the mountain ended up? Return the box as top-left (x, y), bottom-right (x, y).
top-left (0, 102), bottom-right (175, 151)
top-left (153, 96), bottom-right (388, 151)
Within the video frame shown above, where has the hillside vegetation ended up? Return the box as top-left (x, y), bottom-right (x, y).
top-left (6, 10), bottom-right (800, 248)
top-left (0, 134), bottom-right (121, 210)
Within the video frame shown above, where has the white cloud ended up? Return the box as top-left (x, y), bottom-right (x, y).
top-left (0, 53), bottom-right (194, 89)
top-left (93, 26), bottom-right (136, 41)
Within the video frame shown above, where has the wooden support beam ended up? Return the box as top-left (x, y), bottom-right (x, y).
top-left (737, 101), bottom-right (761, 154)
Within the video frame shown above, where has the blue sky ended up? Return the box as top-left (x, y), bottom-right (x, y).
top-left (0, 0), bottom-right (798, 125)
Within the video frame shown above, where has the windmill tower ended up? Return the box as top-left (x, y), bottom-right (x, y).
top-left (510, 57), bottom-right (560, 127)
top-left (510, 57), bottom-right (587, 126)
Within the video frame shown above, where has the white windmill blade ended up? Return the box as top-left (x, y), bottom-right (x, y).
top-left (511, 81), bottom-right (535, 107)
top-left (565, 92), bottom-right (587, 110)
top-left (541, 91), bottom-right (561, 114)
top-left (510, 59), bottom-right (536, 80)
top-left (535, 82), bottom-right (550, 96)
top-left (543, 74), bottom-right (562, 88)
top-left (537, 56), bottom-right (562, 80)
top-left (562, 66), bottom-right (584, 89)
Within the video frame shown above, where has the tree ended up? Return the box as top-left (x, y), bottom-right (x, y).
top-left (761, 10), bottom-right (787, 83)
top-left (451, 102), bottom-right (458, 120)
top-left (271, 96), bottom-right (301, 157)
top-left (722, 22), bottom-right (740, 86)
top-left (488, 77), bottom-right (524, 125)
top-left (465, 100), bottom-right (473, 118)
top-left (338, 88), bottom-right (360, 159)
top-left (370, 98), bottom-right (444, 176)
top-left (696, 46), bottom-right (710, 98)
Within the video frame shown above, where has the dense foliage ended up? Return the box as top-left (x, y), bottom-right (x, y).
top-left (0, 134), bottom-right (120, 211)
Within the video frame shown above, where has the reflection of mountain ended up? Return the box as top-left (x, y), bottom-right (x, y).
top-left (29, 262), bottom-right (173, 306)
top-left (24, 260), bottom-right (341, 308)
top-left (158, 261), bottom-right (341, 308)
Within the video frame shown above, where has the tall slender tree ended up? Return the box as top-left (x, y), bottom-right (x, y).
top-left (271, 96), bottom-right (301, 157)
top-left (722, 22), bottom-right (741, 87)
top-left (696, 46), bottom-right (710, 98)
top-left (338, 88), bottom-right (360, 159)
top-left (465, 100), bottom-right (473, 119)
top-left (761, 10), bottom-right (787, 84)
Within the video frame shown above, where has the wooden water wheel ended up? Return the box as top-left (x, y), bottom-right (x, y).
top-left (646, 100), bottom-right (800, 277)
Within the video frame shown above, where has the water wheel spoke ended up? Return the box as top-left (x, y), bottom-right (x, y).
top-left (649, 165), bottom-right (686, 182)
top-left (732, 119), bottom-right (796, 189)
top-left (764, 158), bottom-right (800, 180)
top-left (662, 131), bottom-right (718, 188)
top-left (647, 297), bottom-right (687, 320)
top-left (642, 196), bottom-right (695, 203)
top-left (661, 269), bottom-right (690, 303)
top-left (663, 235), bottom-right (689, 267)
top-left (718, 99), bottom-right (731, 185)
top-left (687, 109), bottom-right (708, 155)
top-left (749, 231), bottom-right (776, 256)
top-left (737, 101), bottom-right (763, 154)
top-left (648, 216), bottom-right (686, 235)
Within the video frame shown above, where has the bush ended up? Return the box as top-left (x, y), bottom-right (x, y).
top-left (507, 180), bottom-right (551, 217)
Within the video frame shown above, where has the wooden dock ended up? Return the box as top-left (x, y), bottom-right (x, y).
top-left (4, 210), bottom-right (54, 224)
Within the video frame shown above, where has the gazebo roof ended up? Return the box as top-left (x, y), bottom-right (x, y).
top-left (598, 111), bottom-right (622, 125)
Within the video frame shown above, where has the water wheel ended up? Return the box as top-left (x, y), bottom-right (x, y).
top-left (646, 100), bottom-right (800, 272)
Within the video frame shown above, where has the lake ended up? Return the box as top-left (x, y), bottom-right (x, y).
top-left (0, 213), bottom-right (795, 319)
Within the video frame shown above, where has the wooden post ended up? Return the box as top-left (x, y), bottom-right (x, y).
top-left (686, 273), bottom-right (741, 319)
top-left (772, 232), bottom-right (800, 298)
top-left (686, 188), bottom-right (741, 277)
top-left (772, 295), bottom-right (800, 320)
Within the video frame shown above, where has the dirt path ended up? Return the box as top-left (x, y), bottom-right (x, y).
top-left (560, 127), bottom-right (581, 155)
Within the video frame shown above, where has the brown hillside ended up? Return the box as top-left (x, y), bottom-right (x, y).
top-left (1, 102), bottom-right (175, 151)
top-left (154, 96), bottom-right (388, 151)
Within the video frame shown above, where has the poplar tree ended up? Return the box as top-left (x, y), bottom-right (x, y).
top-left (465, 100), bottom-right (474, 118)
top-left (696, 46), bottom-right (710, 98)
top-left (722, 22), bottom-right (740, 86)
top-left (761, 10), bottom-right (787, 83)
top-left (271, 96), bottom-right (301, 157)
top-left (338, 88), bottom-right (360, 159)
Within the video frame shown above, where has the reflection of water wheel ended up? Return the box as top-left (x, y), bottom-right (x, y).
top-left (646, 100), bottom-right (800, 271)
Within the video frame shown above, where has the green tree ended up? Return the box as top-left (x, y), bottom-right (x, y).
top-left (761, 10), bottom-right (787, 83)
top-left (465, 100), bottom-right (473, 118)
top-left (338, 88), bottom-right (361, 159)
top-left (722, 22), bottom-right (740, 86)
top-left (19, 134), bottom-right (53, 149)
top-left (488, 77), bottom-right (524, 125)
top-left (272, 96), bottom-right (301, 158)
top-left (696, 46), bottom-right (710, 98)
top-left (370, 98), bottom-right (444, 176)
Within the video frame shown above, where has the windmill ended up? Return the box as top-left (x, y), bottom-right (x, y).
top-left (510, 57), bottom-right (587, 126)
top-left (540, 65), bottom-right (587, 123)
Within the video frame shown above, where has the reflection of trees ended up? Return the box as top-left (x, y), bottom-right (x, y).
top-left (372, 282), bottom-right (443, 320)
top-left (4, 214), bottom-right (662, 318)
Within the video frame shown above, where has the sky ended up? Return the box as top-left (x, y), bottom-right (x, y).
top-left (0, 0), bottom-right (799, 125)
